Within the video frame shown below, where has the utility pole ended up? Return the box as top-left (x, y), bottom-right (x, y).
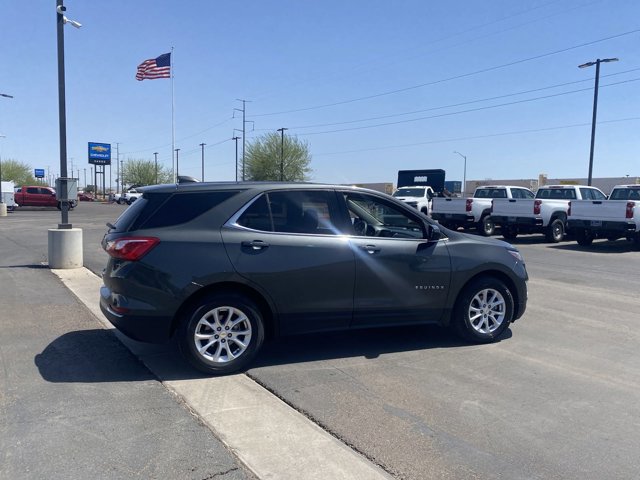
top-left (578, 57), bottom-right (619, 186)
top-left (199, 143), bottom-right (206, 182)
top-left (83, 168), bottom-right (86, 189)
top-left (153, 152), bottom-right (158, 185)
top-left (175, 148), bottom-right (180, 179)
top-left (277, 128), bottom-right (288, 181)
top-left (115, 142), bottom-right (120, 193)
top-left (234, 99), bottom-right (253, 181)
top-left (232, 136), bottom-right (241, 182)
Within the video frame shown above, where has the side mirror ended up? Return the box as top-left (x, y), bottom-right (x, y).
top-left (426, 223), bottom-right (441, 241)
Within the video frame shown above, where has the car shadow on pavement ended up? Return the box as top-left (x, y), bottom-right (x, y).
top-left (249, 325), bottom-right (512, 370)
top-left (36, 325), bottom-right (512, 382)
top-left (35, 329), bottom-right (158, 383)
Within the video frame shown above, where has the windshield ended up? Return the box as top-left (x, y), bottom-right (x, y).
top-left (393, 188), bottom-right (425, 198)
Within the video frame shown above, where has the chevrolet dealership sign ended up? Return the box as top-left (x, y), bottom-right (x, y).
top-left (88, 142), bottom-right (111, 165)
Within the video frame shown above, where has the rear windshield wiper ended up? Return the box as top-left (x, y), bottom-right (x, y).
top-left (106, 222), bottom-right (116, 230)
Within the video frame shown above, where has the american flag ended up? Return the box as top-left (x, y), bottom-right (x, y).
top-left (136, 53), bottom-right (171, 81)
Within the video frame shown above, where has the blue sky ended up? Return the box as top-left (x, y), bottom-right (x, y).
top-left (1, 0), bottom-right (639, 187)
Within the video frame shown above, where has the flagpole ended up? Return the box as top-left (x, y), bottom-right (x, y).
top-left (171, 46), bottom-right (175, 182)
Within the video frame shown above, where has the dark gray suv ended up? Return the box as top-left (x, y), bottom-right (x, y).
top-left (100, 182), bottom-right (527, 374)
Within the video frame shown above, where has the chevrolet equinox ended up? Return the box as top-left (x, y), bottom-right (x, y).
top-left (100, 183), bottom-right (528, 374)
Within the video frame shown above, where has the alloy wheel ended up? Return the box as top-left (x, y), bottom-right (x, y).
top-left (468, 288), bottom-right (506, 334)
top-left (193, 306), bottom-right (253, 363)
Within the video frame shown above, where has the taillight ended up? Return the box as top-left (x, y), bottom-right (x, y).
top-left (626, 202), bottom-right (635, 219)
top-left (567, 201), bottom-right (572, 217)
top-left (466, 199), bottom-right (473, 212)
top-left (534, 200), bottom-right (542, 215)
top-left (104, 237), bottom-right (160, 261)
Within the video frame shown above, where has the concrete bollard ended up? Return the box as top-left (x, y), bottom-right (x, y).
top-left (0, 203), bottom-right (7, 217)
top-left (48, 228), bottom-right (83, 269)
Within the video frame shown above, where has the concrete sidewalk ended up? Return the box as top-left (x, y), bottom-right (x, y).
top-left (0, 260), bottom-right (253, 479)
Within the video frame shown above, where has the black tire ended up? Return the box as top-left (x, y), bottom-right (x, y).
top-left (478, 215), bottom-right (495, 237)
top-left (502, 226), bottom-right (518, 241)
top-left (545, 218), bottom-right (565, 243)
top-left (633, 233), bottom-right (640, 250)
top-left (575, 229), bottom-right (594, 247)
top-left (452, 276), bottom-right (514, 344)
top-left (420, 207), bottom-right (429, 217)
top-left (179, 293), bottom-right (265, 375)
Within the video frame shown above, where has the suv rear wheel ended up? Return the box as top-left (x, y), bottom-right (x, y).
top-left (179, 293), bottom-right (265, 374)
top-left (452, 277), bottom-right (513, 343)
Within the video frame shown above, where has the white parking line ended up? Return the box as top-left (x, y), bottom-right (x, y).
top-left (52, 267), bottom-right (392, 480)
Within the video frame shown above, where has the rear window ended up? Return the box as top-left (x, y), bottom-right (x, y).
top-left (111, 193), bottom-right (168, 232)
top-left (474, 188), bottom-right (506, 198)
top-left (536, 188), bottom-right (576, 200)
top-left (610, 188), bottom-right (640, 200)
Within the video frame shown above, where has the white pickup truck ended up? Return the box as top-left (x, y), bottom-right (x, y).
top-left (491, 185), bottom-right (607, 243)
top-left (123, 188), bottom-right (143, 205)
top-left (392, 186), bottom-right (435, 216)
top-left (431, 185), bottom-right (534, 236)
top-left (567, 184), bottom-right (640, 247)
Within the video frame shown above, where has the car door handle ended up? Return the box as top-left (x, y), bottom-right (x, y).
top-left (359, 244), bottom-right (381, 254)
top-left (241, 240), bottom-right (270, 250)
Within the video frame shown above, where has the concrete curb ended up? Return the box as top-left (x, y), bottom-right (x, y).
top-left (52, 267), bottom-right (393, 480)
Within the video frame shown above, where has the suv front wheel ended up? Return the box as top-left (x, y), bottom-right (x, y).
top-left (452, 277), bottom-right (513, 343)
top-left (179, 293), bottom-right (265, 374)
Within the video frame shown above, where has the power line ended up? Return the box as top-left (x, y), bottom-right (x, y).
top-left (297, 78), bottom-right (640, 136)
top-left (121, 117), bottom-right (233, 155)
top-left (253, 68), bottom-right (640, 131)
top-left (314, 117), bottom-right (640, 157)
top-left (250, 28), bottom-right (640, 117)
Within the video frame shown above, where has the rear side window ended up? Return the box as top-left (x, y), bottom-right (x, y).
top-left (236, 190), bottom-right (341, 235)
top-left (140, 191), bottom-right (240, 229)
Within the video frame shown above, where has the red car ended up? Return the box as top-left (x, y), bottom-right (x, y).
top-left (77, 192), bottom-right (95, 202)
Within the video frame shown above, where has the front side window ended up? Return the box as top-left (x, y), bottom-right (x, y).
top-left (342, 192), bottom-right (426, 239)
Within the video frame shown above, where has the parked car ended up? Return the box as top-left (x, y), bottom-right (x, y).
top-left (14, 185), bottom-right (77, 209)
top-left (77, 192), bottom-right (95, 202)
top-left (392, 185), bottom-right (435, 216)
top-left (567, 184), bottom-right (640, 247)
top-left (100, 182), bottom-right (528, 375)
top-left (432, 185), bottom-right (534, 236)
top-left (491, 185), bottom-right (606, 242)
top-left (123, 188), bottom-right (143, 205)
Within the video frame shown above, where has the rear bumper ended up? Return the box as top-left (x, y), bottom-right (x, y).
top-left (432, 213), bottom-right (475, 224)
top-left (567, 219), bottom-right (638, 234)
top-left (491, 215), bottom-right (543, 228)
top-left (100, 285), bottom-right (174, 343)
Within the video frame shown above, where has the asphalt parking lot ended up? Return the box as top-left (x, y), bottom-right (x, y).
top-left (2, 202), bottom-right (639, 479)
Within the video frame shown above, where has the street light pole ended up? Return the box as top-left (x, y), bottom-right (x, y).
top-left (579, 57), bottom-right (619, 186)
top-left (199, 143), bottom-right (206, 182)
top-left (277, 128), bottom-right (288, 181)
top-left (56, 0), bottom-right (70, 228)
top-left (453, 151), bottom-right (467, 197)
